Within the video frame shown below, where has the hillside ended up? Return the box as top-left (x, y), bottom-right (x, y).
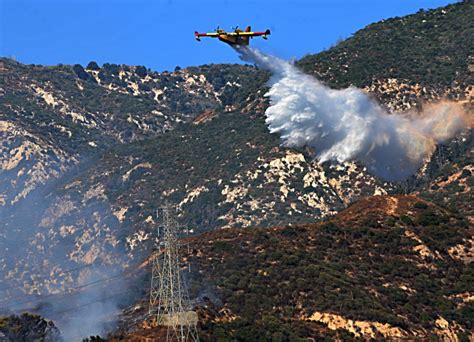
top-left (0, 57), bottom-right (392, 303)
top-left (298, 0), bottom-right (473, 112)
top-left (187, 194), bottom-right (473, 340)
top-left (113, 191), bottom-right (473, 341)
top-left (0, 1), bottom-right (473, 340)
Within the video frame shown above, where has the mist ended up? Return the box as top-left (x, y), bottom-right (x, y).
top-left (238, 47), bottom-right (472, 181)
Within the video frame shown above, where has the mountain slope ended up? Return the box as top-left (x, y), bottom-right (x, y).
top-left (298, 0), bottom-right (473, 112)
top-left (0, 1), bottom-right (472, 340)
top-left (115, 191), bottom-right (473, 341)
top-left (183, 194), bottom-right (472, 340)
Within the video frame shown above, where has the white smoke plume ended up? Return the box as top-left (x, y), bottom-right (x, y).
top-left (238, 47), bottom-right (472, 181)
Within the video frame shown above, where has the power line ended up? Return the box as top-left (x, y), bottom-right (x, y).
top-left (48, 289), bottom-right (135, 318)
top-left (1, 267), bottom-right (139, 310)
top-left (0, 255), bottom-right (146, 308)
top-left (0, 251), bottom-right (101, 288)
top-left (43, 289), bottom-right (137, 342)
top-left (0, 254), bottom-right (74, 286)
top-left (0, 262), bottom-right (96, 295)
top-left (0, 220), bottom-right (139, 288)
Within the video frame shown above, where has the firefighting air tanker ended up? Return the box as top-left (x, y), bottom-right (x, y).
top-left (195, 26), bottom-right (271, 46)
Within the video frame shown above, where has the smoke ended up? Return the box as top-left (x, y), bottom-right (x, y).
top-left (237, 47), bottom-right (472, 181)
top-left (0, 159), bottom-right (136, 341)
top-left (48, 265), bottom-right (132, 341)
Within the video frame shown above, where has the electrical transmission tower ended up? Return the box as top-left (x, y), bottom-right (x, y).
top-left (149, 203), bottom-right (199, 342)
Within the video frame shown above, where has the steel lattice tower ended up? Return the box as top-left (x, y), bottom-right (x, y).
top-left (149, 203), bottom-right (199, 342)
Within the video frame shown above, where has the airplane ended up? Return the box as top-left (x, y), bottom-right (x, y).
top-left (194, 26), bottom-right (271, 46)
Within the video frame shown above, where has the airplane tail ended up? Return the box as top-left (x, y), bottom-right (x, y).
top-left (245, 26), bottom-right (251, 32)
top-left (194, 31), bottom-right (201, 41)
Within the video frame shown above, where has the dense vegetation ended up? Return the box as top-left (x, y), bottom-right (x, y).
top-left (188, 195), bottom-right (473, 340)
top-left (297, 1), bottom-right (473, 89)
top-left (0, 313), bottom-right (61, 341)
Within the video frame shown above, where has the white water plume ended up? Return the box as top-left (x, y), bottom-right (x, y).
top-left (238, 47), bottom-right (472, 181)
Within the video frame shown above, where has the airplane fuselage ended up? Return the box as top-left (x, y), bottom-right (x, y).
top-left (217, 34), bottom-right (250, 46)
top-left (195, 26), bottom-right (270, 46)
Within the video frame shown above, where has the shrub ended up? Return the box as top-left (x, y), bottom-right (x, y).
top-left (400, 215), bottom-right (413, 225)
top-left (86, 61), bottom-right (100, 70)
top-left (414, 201), bottom-right (428, 210)
top-left (73, 64), bottom-right (90, 80)
top-left (416, 210), bottom-right (447, 226)
top-left (102, 63), bottom-right (120, 74)
top-left (135, 65), bottom-right (147, 77)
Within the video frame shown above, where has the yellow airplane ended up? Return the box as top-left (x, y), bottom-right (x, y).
top-left (195, 26), bottom-right (271, 46)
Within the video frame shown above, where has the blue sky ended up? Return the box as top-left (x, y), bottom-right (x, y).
top-left (0, 0), bottom-right (456, 72)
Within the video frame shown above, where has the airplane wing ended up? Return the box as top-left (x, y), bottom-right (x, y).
top-left (195, 32), bottom-right (219, 38)
top-left (226, 30), bottom-right (270, 37)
